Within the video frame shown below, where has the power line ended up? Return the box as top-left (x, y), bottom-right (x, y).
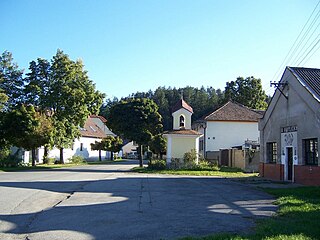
top-left (298, 38), bottom-right (320, 65)
top-left (270, 0), bottom-right (320, 82)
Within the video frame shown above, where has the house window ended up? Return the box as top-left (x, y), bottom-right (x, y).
top-left (80, 143), bottom-right (84, 151)
top-left (179, 115), bottom-right (185, 128)
top-left (304, 138), bottom-right (318, 165)
top-left (266, 142), bottom-right (277, 163)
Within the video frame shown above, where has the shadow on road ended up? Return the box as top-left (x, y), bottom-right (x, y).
top-left (0, 172), bottom-right (278, 240)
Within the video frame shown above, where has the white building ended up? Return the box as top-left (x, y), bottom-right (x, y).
top-left (20, 115), bottom-right (115, 164)
top-left (193, 101), bottom-right (263, 160)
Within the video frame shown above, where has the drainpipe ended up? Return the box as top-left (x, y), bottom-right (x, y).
top-left (203, 121), bottom-right (207, 159)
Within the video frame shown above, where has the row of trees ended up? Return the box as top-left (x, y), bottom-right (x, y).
top-left (0, 50), bottom-right (104, 165)
top-left (100, 77), bottom-right (269, 131)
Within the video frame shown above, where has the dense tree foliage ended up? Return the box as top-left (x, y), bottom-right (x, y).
top-left (0, 51), bottom-right (24, 109)
top-left (0, 50), bottom-right (105, 164)
top-left (224, 76), bottom-right (268, 110)
top-left (149, 134), bottom-right (166, 159)
top-left (1, 105), bottom-right (54, 166)
top-left (108, 98), bottom-right (162, 166)
top-left (101, 78), bottom-right (268, 132)
top-left (101, 86), bottom-right (225, 131)
top-left (23, 50), bottom-right (105, 163)
top-left (91, 136), bottom-right (123, 161)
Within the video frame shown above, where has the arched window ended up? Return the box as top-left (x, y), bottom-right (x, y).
top-left (179, 115), bottom-right (185, 128)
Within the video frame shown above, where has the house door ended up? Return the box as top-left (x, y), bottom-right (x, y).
top-left (287, 147), bottom-right (293, 181)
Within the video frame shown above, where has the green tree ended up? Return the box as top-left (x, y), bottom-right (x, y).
top-left (24, 50), bottom-right (105, 163)
top-left (2, 105), bottom-right (54, 166)
top-left (149, 134), bottom-right (166, 159)
top-left (91, 140), bottom-right (108, 161)
top-left (224, 76), bottom-right (268, 110)
top-left (108, 98), bottom-right (162, 167)
top-left (106, 136), bottom-right (123, 160)
top-left (0, 51), bottom-right (24, 109)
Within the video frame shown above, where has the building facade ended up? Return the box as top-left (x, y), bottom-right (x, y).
top-left (193, 101), bottom-right (262, 160)
top-left (259, 67), bottom-right (320, 185)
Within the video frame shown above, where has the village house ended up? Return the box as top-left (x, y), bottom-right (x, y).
top-left (259, 67), bottom-right (320, 185)
top-left (19, 115), bottom-right (115, 164)
top-left (193, 101), bottom-right (263, 161)
top-left (163, 98), bottom-right (202, 164)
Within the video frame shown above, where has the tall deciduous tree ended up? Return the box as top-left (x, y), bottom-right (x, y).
top-left (2, 105), bottom-right (54, 166)
top-left (224, 76), bottom-right (268, 110)
top-left (108, 98), bottom-right (162, 167)
top-left (24, 50), bottom-right (105, 163)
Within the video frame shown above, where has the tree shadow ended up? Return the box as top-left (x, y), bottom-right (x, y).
top-left (0, 176), bottom-right (278, 239)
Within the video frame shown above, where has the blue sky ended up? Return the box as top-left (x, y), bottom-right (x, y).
top-left (1, 0), bottom-right (319, 99)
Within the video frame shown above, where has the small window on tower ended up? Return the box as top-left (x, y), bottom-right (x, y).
top-left (179, 115), bottom-right (185, 128)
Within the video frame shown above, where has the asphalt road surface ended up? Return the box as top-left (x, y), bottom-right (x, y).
top-left (0, 160), bottom-right (277, 240)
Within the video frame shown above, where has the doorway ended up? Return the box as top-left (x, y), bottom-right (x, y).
top-left (287, 147), bottom-right (293, 181)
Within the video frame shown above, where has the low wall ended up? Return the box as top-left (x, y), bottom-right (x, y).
top-left (294, 165), bottom-right (320, 186)
top-left (206, 151), bottom-right (220, 162)
top-left (259, 163), bottom-right (284, 181)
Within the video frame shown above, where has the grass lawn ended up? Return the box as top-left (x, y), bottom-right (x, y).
top-left (131, 166), bottom-right (258, 178)
top-left (181, 187), bottom-right (320, 240)
top-left (0, 159), bottom-right (124, 172)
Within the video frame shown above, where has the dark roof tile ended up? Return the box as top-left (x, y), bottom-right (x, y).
top-left (289, 67), bottom-right (320, 101)
top-left (204, 101), bottom-right (263, 122)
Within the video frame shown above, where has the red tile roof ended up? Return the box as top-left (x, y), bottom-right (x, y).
top-left (164, 129), bottom-right (202, 136)
top-left (80, 117), bottom-right (107, 138)
top-left (204, 101), bottom-right (263, 122)
top-left (172, 99), bottom-right (193, 113)
top-left (90, 115), bottom-right (107, 123)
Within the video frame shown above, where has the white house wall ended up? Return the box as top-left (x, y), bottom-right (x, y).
top-left (48, 137), bottom-right (108, 162)
top-left (206, 121), bottom-right (259, 151)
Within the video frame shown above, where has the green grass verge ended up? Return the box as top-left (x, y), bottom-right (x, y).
top-left (181, 187), bottom-right (320, 240)
top-left (131, 166), bottom-right (258, 178)
top-left (0, 159), bottom-right (124, 172)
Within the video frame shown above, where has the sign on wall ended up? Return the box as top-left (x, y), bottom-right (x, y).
top-left (281, 125), bottom-right (298, 165)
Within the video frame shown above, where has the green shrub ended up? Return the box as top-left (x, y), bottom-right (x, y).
top-left (0, 154), bottom-right (24, 167)
top-left (68, 155), bottom-right (86, 164)
top-left (43, 157), bottom-right (56, 165)
top-left (169, 158), bottom-right (184, 170)
top-left (148, 159), bottom-right (166, 170)
top-left (183, 149), bottom-right (197, 164)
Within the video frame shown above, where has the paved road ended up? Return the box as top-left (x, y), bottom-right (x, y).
top-left (0, 160), bottom-right (277, 240)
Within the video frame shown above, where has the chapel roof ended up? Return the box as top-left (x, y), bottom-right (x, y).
top-left (203, 101), bottom-right (263, 122)
top-left (172, 99), bottom-right (193, 113)
top-left (163, 129), bottom-right (202, 136)
top-left (288, 67), bottom-right (320, 102)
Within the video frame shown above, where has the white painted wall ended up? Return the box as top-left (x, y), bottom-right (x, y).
top-left (205, 121), bottom-right (259, 151)
top-left (122, 141), bottom-right (138, 155)
top-left (48, 137), bottom-right (108, 162)
top-left (165, 134), bottom-right (200, 163)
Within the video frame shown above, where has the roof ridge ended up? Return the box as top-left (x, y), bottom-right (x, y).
top-left (204, 101), bottom-right (230, 120)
